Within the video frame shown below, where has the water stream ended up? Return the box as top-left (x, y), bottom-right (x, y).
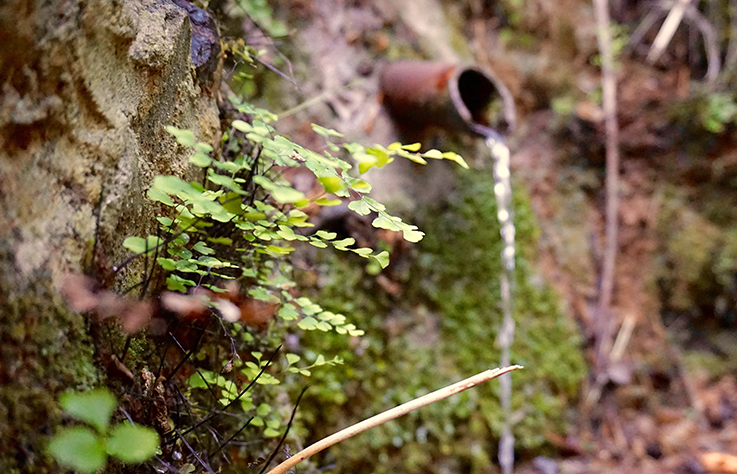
top-left (483, 131), bottom-right (516, 474)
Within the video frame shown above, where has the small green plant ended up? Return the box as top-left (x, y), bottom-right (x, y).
top-left (702, 92), bottom-right (737, 133)
top-left (115, 90), bottom-right (469, 468)
top-left (590, 22), bottom-right (629, 69)
top-left (122, 97), bottom-right (467, 352)
top-left (48, 388), bottom-right (160, 473)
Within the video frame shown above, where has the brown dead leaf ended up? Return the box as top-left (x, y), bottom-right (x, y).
top-left (700, 452), bottom-right (737, 473)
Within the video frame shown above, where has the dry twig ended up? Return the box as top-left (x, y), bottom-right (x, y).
top-left (593, 0), bottom-right (620, 327)
top-left (265, 366), bottom-right (523, 474)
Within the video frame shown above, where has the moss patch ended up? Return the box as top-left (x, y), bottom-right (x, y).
top-left (298, 169), bottom-right (586, 474)
top-left (0, 275), bottom-right (100, 474)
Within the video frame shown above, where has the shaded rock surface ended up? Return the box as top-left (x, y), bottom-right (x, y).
top-left (0, 0), bottom-right (220, 470)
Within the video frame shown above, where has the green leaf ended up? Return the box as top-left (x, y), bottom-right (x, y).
top-left (122, 236), bottom-right (162, 255)
top-left (166, 126), bottom-right (196, 147)
top-left (105, 424), bottom-right (160, 463)
top-left (189, 152), bottom-right (211, 167)
top-left (372, 214), bottom-right (400, 231)
top-left (207, 236), bottom-right (233, 245)
top-left (352, 247), bottom-right (373, 257)
top-left (152, 175), bottom-right (200, 202)
top-left (264, 427), bottom-right (281, 438)
top-left (309, 238), bottom-right (328, 248)
top-left (314, 198), bottom-right (342, 206)
top-left (373, 250), bottom-right (390, 269)
top-left (208, 173), bottom-right (246, 194)
top-left (278, 304), bottom-right (299, 321)
top-left (263, 245), bottom-right (295, 256)
top-left (166, 275), bottom-right (196, 293)
top-left (286, 353), bottom-right (300, 365)
top-left (318, 176), bottom-right (345, 194)
top-left (397, 149), bottom-right (428, 164)
top-left (353, 152), bottom-right (378, 174)
top-left (402, 226), bottom-right (424, 242)
top-left (256, 404), bottom-right (271, 416)
top-left (276, 225), bottom-right (300, 241)
top-left (312, 123), bottom-right (344, 138)
top-left (193, 241), bottom-right (215, 255)
top-left (332, 237), bottom-right (355, 250)
top-left (194, 142), bottom-right (214, 153)
top-left (232, 120), bottom-right (252, 133)
top-left (363, 197), bottom-right (386, 212)
top-left (156, 216), bottom-right (173, 227)
top-left (298, 316), bottom-right (318, 330)
top-left (366, 147), bottom-right (392, 168)
top-left (316, 321), bottom-right (332, 331)
top-left (402, 142), bottom-right (422, 151)
top-left (147, 187), bottom-right (175, 206)
top-left (197, 256), bottom-right (228, 268)
top-left (344, 177), bottom-right (371, 193)
top-left (442, 151), bottom-right (469, 169)
top-left (348, 200), bottom-right (371, 215)
top-left (48, 427), bottom-right (106, 474)
top-left (271, 186), bottom-right (305, 204)
top-left (60, 389), bottom-right (117, 433)
top-left (315, 230), bottom-right (337, 240)
top-left (422, 149), bottom-right (444, 159)
top-left (157, 257), bottom-right (177, 271)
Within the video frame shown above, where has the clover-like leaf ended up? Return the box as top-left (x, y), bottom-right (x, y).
top-left (189, 152), bottom-right (211, 167)
top-left (348, 200), bottom-right (371, 215)
top-left (105, 423), bottom-right (159, 463)
top-left (166, 126), bottom-right (196, 147)
top-left (48, 427), bottom-right (106, 474)
top-left (373, 250), bottom-right (390, 269)
top-left (298, 316), bottom-right (318, 330)
top-left (122, 236), bottom-right (162, 256)
top-left (60, 389), bottom-right (117, 433)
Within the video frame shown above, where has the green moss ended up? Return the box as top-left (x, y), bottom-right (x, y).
top-left (298, 169), bottom-right (585, 474)
top-left (0, 276), bottom-right (101, 474)
top-left (654, 184), bottom-right (737, 315)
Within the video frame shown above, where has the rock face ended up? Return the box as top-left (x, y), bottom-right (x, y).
top-left (0, 0), bottom-right (220, 470)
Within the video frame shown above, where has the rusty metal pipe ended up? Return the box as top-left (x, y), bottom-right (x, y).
top-left (379, 61), bottom-right (515, 140)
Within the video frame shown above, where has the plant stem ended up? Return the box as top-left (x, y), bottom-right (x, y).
top-left (264, 365), bottom-right (523, 474)
top-left (593, 0), bottom-right (619, 315)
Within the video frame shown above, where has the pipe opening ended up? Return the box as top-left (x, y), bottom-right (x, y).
top-left (454, 68), bottom-right (510, 134)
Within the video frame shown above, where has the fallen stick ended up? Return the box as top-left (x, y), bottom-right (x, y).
top-left (265, 365), bottom-right (524, 474)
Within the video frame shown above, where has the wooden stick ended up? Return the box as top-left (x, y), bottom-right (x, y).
top-left (265, 365), bottom-right (523, 474)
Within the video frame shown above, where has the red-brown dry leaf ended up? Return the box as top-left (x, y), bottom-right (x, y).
top-left (239, 298), bottom-right (278, 328)
top-left (160, 291), bottom-right (209, 318)
top-left (60, 274), bottom-right (99, 312)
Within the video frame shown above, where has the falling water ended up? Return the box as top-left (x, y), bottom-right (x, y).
top-left (480, 128), bottom-right (516, 474)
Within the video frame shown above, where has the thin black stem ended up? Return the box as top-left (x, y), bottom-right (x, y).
top-left (259, 386), bottom-right (309, 474)
top-left (209, 416), bottom-right (254, 459)
top-left (176, 428), bottom-right (216, 474)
